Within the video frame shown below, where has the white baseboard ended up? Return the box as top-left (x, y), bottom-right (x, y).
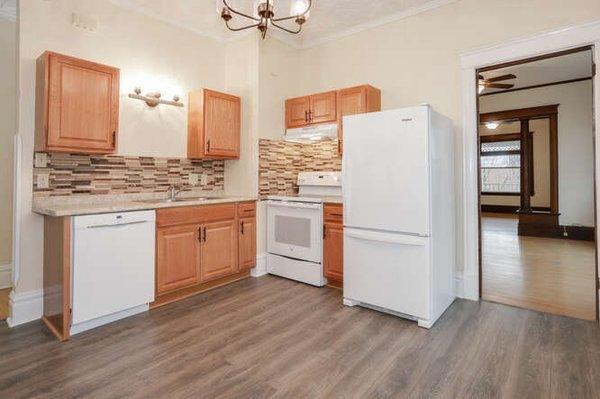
top-left (6, 289), bottom-right (43, 327)
top-left (454, 276), bottom-right (465, 298)
top-left (0, 263), bottom-right (12, 289)
top-left (251, 253), bottom-right (267, 277)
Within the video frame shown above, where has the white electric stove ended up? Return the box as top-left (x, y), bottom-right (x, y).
top-left (266, 171), bottom-right (342, 286)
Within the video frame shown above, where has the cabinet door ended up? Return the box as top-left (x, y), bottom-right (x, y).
top-left (309, 91), bottom-right (337, 124)
top-left (337, 85), bottom-right (381, 154)
top-left (285, 96), bottom-right (310, 128)
top-left (46, 52), bottom-right (119, 153)
top-left (324, 222), bottom-right (344, 281)
top-left (238, 217), bottom-right (256, 270)
top-left (201, 220), bottom-right (238, 282)
top-left (204, 89), bottom-right (240, 158)
top-left (156, 224), bottom-right (201, 295)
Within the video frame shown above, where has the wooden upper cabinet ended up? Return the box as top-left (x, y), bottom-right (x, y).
top-left (35, 51), bottom-right (119, 154)
top-left (309, 91), bottom-right (337, 124)
top-left (285, 91), bottom-right (337, 129)
top-left (156, 224), bottom-right (201, 295)
top-left (200, 219), bottom-right (238, 282)
top-left (285, 96), bottom-right (311, 128)
top-left (188, 89), bottom-right (240, 160)
top-left (337, 85), bottom-right (381, 154)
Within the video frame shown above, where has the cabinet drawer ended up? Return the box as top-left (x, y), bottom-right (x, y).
top-left (324, 204), bottom-right (343, 223)
top-left (157, 204), bottom-right (236, 227)
top-left (237, 201), bottom-right (256, 217)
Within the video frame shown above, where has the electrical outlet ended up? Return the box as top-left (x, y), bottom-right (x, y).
top-left (200, 174), bottom-right (208, 186)
top-left (34, 153), bottom-right (48, 168)
top-left (37, 174), bottom-right (50, 189)
top-left (188, 173), bottom-right (199, 186)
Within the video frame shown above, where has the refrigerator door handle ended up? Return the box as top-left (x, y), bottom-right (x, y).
top-left (344, 228), bottom-right (427, 246)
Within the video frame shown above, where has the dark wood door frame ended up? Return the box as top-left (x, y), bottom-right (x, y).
top-left (480, 104), bottom-right (559, 213)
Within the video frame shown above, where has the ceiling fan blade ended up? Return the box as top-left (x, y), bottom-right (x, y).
top-left (486, 74), bottom-right (516, 83)
top-left (484, 83), bottom-right (514, 89)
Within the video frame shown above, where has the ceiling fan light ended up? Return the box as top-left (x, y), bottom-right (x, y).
top-left (220, 7), bottom-right (232, 21)
top-left (291, 0), bottom-right (310, 16)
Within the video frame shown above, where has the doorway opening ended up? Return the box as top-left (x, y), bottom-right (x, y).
top-left (477, 46), bottom-right (598, 321)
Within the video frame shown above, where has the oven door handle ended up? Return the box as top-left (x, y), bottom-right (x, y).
top-left (267, 200), bottom-right (322, 210)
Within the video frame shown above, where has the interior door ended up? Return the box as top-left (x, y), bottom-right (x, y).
top-left (200, 219), bottom-right (238, 281)
top-left (156, 224), bottom-right (201, 295)
top-left (47, 53), bottom-right (119, 152)
top-left (204, 89), bottom-right (240, 158)
top-left (309, 91), bottom-right (337, 124)
top-left (343, 107), bottom-right (431, 236)
top-left (286, 96), bottom-right (310, 128)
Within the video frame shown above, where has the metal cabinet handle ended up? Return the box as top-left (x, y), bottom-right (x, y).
top-left (206, 140), bottom-right (211, 153)
top-left (304, 110), bottom-right (309, 122)
top-left (198, 226), bottom-right (202, 242)
top-left (323, 225), bottom-right (326, 238)
top-left (241, 221), bottom-right (244, 235)
top-left (203, 226), bottom-right (207, 242)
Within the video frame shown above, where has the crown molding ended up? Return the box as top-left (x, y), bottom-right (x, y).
top-left (109, 0), bottom-right (225, 43)
top-left (298, 0), bottom-right (459, 49)
top-left (109, 0), bottom-right (459, 50)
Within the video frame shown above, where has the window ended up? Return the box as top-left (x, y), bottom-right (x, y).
top-left (480, 140), bottom-right (520, 194)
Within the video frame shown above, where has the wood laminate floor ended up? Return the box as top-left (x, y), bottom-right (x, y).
top-left (0, 288), bottom-right (9, 321)
top-left (2, 275), bottom-right (600, 398)
top-left (482, 213), bottom-right (596, 321)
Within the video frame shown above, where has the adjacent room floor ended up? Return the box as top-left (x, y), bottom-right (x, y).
top-left (482, 213), bottom-right (596, 320)
top-left (1, 275), bottom-right (600, 398)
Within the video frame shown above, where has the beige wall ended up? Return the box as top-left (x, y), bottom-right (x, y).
top-left (480, 80), bottom-right (595, 226)
top-left (292, 0), bottom-right (600, 271)
top-left (16, 0), bottom-right (227, 294)
top-left (0, 17), bottom-right (17, 269)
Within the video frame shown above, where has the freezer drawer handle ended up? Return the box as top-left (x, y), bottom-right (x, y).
top-left (86, 220), bottom-right (149, 229)
top-left (345, 229), bottom-right (426, 246)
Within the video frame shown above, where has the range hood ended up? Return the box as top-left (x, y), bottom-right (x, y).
top-left (284, 123), bottom-right (338, 143)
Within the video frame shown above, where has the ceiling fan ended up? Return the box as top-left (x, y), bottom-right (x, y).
top-left (478, 73), bottom-right (516, 93)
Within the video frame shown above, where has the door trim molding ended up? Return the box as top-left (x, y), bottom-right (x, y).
top-left (460, 20), bottom-right (600, 302)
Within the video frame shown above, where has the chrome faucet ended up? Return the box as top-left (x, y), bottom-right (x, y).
top-left (167, 185), bottom-right (182, 201)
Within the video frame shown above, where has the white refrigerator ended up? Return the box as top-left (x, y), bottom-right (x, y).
top-left (342, 105), bottom-right (456, 328)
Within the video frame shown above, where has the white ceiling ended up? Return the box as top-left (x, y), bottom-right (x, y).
top-left (480, 50), bottom-right (593, 95)
top-left (110, 0), bottom-right (457, 48)
top-left (0, 0), bottom-right (16, 21)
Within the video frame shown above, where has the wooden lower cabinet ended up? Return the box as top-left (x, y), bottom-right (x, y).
top-left (156, 224), bottom-right (201, 295)
top-left (239, 216), bottom-right (257, 269)
top-left (154, 201), bottom-right (256, 306)
top-left (323, 204), bottom-right (344, 286)
top-left (200, 219), bottom-right (238, 281)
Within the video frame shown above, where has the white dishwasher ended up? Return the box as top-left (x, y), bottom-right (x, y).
top-left (71, 210), bottom-right (155, 335)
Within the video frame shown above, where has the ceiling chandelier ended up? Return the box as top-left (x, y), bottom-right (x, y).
top-left (218, 0), bottom-right (313, 39)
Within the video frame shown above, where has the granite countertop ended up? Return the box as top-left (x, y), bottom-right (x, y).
top-left (33, 194), bottom-right (258, 217)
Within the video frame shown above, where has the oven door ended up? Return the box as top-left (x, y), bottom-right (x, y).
top-left (267, 200), bottom-right (323, 263)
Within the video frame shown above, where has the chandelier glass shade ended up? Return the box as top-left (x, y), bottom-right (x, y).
top-left (217, 0), bottom-right (312, 39)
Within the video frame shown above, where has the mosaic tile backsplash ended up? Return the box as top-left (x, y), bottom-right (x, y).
top-left (258, 138), bottom-right (341, 198)
top-left (33, 153), bottom-right (224, 197)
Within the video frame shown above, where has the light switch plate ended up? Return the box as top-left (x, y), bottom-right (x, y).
top-left (37, 174), bottom-right (50, 189)
top-left (34, 153), bottom-right (48, 168)
top-left (188, 173), bottom-right (199, 186)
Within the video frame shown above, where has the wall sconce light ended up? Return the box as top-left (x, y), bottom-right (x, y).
top-left (128, 87), bottom-right (184, 107)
